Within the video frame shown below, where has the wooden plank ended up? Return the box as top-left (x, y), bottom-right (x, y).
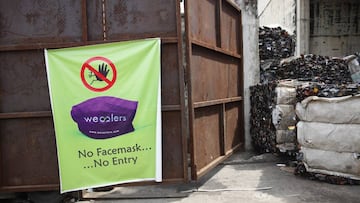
top-left (193, 97), bottom-right (242, 108)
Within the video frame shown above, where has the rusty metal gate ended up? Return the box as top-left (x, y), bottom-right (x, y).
top-left (185, 0), bottom-right (244, 179)
top-left (0, 0), bottom-right (243, 192)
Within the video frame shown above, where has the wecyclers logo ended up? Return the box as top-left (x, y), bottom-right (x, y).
top-left (83, 114), bottom-right (127, 123)
top-left (71, 56), bottom-right (138, 139)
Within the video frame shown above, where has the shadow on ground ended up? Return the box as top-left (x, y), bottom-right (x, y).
top-left (80, 151), bottom-right (360, 203)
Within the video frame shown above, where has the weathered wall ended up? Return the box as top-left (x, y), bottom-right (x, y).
top-left (233, 0), bottom-right (260, 151)
top-left (258, 0), bottom-right (296, 34)
top-left (259, 0), bottom-right (360, 57)
top-left (309, 0), bottom-right (360, 56)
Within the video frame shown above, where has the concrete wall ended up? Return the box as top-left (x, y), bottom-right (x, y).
top-left (233, 0), bottom-right (260, 151)
top-left (258, 0), bottom-right (296, 34)
top-left (259, 0), bottom-right (360, 57)
top-left (296, 0), bottom-right (310, 55)
top-left (309, 0), bottom-right (360, 57)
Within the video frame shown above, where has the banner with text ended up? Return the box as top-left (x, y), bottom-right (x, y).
top-left (45, 38), bottom-right (162, 193)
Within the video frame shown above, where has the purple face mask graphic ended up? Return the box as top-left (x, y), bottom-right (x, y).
top-left (71, 96), bottom-right (138, 139)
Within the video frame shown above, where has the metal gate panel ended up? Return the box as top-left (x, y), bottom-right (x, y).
top-left (185, 0), bottom-right (244, 179)
top-left (161, 111), bottom-right (185, 180)
top-left (225, 102), bottom-right (243, 152)
top-left (0, 118), bottom-right (58, 191)
top-left (191, 46), bottom-right (238, 102)
top-left (160, 42), bottom-right (186, 181)
top-left (0, 50), bottom-right (51, 113)
top-left (0, 0), bottom-right (187, 192)
top-left (161, 44), bottom-right (182, 105)
top-left (193, 106), bottom-right (222, 172)
top-left (105, 0), bottom-right (178, 39)
top-left (0, 0), bottom-right (83, 47)
top-left (87, 0), bottom-right (178, 41)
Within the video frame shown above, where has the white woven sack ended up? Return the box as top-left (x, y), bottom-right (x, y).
top-left (296, 95), bottom-right (360, 124)
top-left (301, 147), bottom-right (360, 179)
top-left (297, 121), bottom-right (360, 153)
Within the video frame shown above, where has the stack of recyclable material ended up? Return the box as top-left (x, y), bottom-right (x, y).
top-left (250, 83), bottom-right (277, 153)
top-left (262, 54), bottom-right (353, 84)
top-left (296, 83), bottom-right (360, 102)
top-left (259, 26), bottom-right (295, 83)
top-left (252, 26), bottom-right (296, 153)
top-left (295, 95), bottom-right (360, 183)
top-left (259, 26), bottom-right (295, 60)
top-left (271, 80), bottom-right (299, 152)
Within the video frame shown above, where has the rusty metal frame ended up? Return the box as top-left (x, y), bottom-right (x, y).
top-left (0, 0), bottom-right (187, 192)
top-left (185, 0), bottom-right (244, 180)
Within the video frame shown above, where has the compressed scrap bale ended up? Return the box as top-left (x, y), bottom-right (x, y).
top-left (276, 130), bottom-right (296, 144)
top-left (295, 162), bottom-right (360, 185)
top-left (300, 147), bottom-right (360, 180)
top-left (250, 83), bottom-right (277, 153)
top-left (250, 80), bottom-right (300, 153)
top-left (297, 121), bottom-right (360, 153)
top-left (275, 86), bottom-right (297, 104)
top-left (272, 104), bottom-right (296, 130)
top-left (296, 94), bottom-right (360, 124)
top-left (276, 143), bottom-right (297, 152)
top-left (274, 80), bottom-right (299, 151)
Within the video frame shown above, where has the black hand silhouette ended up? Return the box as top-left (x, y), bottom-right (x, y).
top-left (96, 63), bottom-right (109, 81)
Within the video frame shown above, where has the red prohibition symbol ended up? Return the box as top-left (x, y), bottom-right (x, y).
top-left (80, 56), bottom-right (117, 92)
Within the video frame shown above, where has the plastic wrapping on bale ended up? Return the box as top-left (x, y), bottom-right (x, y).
top-left (275, 86), bottom-right (297, 104)
top-left (277, 143), bottom-right (297, 153)
top-left (276, 130), bottom-right (296, 144)
top-left (272, 104), bottom-right (297, 130)
top-left (250, 83), bottom-right (277, 153)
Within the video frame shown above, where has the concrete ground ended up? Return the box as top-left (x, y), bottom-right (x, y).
top-left (77, 152), bottom-right (360, 203)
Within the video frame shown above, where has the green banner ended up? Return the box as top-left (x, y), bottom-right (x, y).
top-left (45, 38), bottom-right (162, 193)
